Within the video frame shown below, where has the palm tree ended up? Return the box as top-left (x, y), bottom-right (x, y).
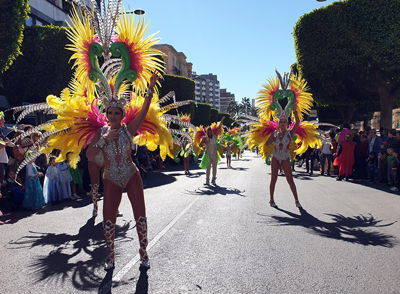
top-left (239, 97), bottom-right (252, 115)
top-left (227, 100), bottom-right (240, 117)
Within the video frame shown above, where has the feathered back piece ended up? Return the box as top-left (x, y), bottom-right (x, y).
top-left (67, 0), bottom-right (165, 112)
top-left (256, 69), bottom-right (313, 121)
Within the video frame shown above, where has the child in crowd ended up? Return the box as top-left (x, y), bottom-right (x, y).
top-left (367, 152), bottom-right (378, 182)
top-left (58, 158), bottom-right (73, 200)
top-left (68, 153), bottom-right (82, 199)
top-left (2, 170), bottom-right (25, 211)
top-left (22, 160), bottom-right (46, 210)
top-left (390, 149), bottom-right (399, 191)
top-left (43, 156), bottom-right (65, 204)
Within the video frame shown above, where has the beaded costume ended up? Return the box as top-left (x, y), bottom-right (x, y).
top-left (102, 124), bottom-right (138, 188)
top-left (272, 130), bottom-right (291, 164)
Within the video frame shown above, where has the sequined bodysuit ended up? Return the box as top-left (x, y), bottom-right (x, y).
top-left (272, 130), bottom-right (291, 164)
top-left (102, 124), bottom-right (137, 188)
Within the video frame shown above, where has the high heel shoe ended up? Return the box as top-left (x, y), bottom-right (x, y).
top-left (104, 254), bottom-right (115, 270)
top-left (295, 200), bottom-right (302, 208)
top-left (269, 200), bottom-right (278, 208)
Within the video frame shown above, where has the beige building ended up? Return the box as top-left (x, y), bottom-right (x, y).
top-left (153, 44), bottom-right (193, 78)
top-left (219, 89), bottom-right (235, 113)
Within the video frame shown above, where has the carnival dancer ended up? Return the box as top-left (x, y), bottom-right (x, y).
top-left (265, 103), bottom-right (301, 207)
top-left (248, 70), bottom-right (321, 209)
top-left (87, 71), bottom-right (160, 270)
top-left (7, 0), bottom-right (175, 270)
top-left (225, 141), bottom-right (232, 168)
top-left (200, 117), bottom-right (225, 185)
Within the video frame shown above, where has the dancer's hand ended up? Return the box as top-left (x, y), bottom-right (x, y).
top-left (149, 70), bottom-right (160, 90)
top-left (105, 129), bottom-right (118, 143)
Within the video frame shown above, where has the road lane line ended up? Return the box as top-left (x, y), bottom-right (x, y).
top-left (113, 195), bottom-right (201, 282)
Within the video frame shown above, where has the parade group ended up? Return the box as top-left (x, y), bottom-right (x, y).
top-left (0, 0), bottom-right (394, 271)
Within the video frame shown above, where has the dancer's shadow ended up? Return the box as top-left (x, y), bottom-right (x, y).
top-left (185, 185), bottom-right (246, 197)
top-left (8, 217), bottom-right (132, 290)
top-left (258, 208), bottom-right (397, 247)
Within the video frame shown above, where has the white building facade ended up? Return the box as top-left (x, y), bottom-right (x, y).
top-left (193, 73), bottom-right (220, 111)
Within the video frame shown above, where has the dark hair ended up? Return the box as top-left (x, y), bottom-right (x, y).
top-left (361, 134), bottom-right (368, 139)
top-left (329, 132), bottom-right (335, 139)
top-left (49, 155), bottom-right (57, 162)
top-left (389, 129), bottom-right (397, 136)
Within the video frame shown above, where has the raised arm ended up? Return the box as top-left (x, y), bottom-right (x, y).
top-left (86, 128), bottom-right (102, 160)
top-left (127, 71), bottom-right (160, 136)
top-left (290, 104), bottom-right (300, 137)
top-left (216, 116), bottom-right (225, 134)
top-left (265, 132), bottom-right (276, 147)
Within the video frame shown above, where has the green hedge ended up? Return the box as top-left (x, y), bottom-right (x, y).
top-left (192, 103), bottom-right (211, 127)
top-left (159, 74), bottom-right (195, 117)
top-left (210, 108), bottom-right (218, 123)
top-left (0, 25), bottom-right (74, 106)
top-left (0, 0), bottom-right (30, 73)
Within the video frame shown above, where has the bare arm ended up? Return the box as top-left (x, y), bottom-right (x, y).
top-left (265, 132), bottom-right (276, 147)
top-left (86, 128), bottom-right (102, 160)
top-left (127, 71), bottom-right (160, 136)
top-left (290, 105), bottom-right (300, 137)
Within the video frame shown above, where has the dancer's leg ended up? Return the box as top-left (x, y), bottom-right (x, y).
top-left (269, 157), bottom-right (280, 203)
top-left (88, 162), bottom-right (101, 217)
top-left (281, 159), bottom-right (300, 204)
top-left (102, 179), bottom-right (123, 269)
top-left (126, 172), bottom-right (149, 267)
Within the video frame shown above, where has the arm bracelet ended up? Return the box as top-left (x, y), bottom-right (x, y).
top-left (146, 88), bottom-right (154, 98)
top-left (94, 136), bottom-right (106, 148)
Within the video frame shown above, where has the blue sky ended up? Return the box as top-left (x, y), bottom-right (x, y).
top-left (124, 0), bottom-right (336, 102)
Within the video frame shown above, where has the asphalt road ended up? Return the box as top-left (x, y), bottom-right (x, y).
top-left (1, 151), bottom-right (399, 294)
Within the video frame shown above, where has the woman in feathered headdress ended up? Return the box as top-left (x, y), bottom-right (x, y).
top-left (248, 69), bottom-right (321, 209)
top-left (8, 0), bottom-right (168, 270)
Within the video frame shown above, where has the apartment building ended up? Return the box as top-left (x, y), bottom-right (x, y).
top-left (153, 44), bottom-right (193, 78)
top-left (219, 89), bottom-right (235, 113)
top-left (27, 0), bottom-right (94, 27)
top-left (193, 73), bottom-right (220, 111)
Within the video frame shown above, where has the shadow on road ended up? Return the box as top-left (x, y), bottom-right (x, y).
top-left (184, 185), bottom-right (246, 197)
top-left (7, 217), bottom-right (134, 291)
top-left (258, 208), bottom-right (397, 247)
top-left (143, 171), bottom-right (176, 189)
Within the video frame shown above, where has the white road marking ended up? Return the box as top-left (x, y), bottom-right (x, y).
top-left (113, 195), bottom-right (201, 282)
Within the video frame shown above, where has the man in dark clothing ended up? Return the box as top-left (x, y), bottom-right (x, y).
top-left (355, 133), bottom-right (369, 180)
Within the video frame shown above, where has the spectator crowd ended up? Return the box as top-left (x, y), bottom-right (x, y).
top-left (297, 124), bottom-right (400, 192)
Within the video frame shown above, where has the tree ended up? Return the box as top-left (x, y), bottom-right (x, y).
top-left (239, 97), bottom-right (251, 115)
top-left (294, 0), bottom-right (400, 129)
top-left (0, 0), bottom-right (30, 73)
top-left (0, 26), bottom-right (74, 106)
top-left (227, 100), bottom-right (240, 117)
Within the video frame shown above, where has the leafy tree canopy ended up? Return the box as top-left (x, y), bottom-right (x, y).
top-left (294, 0), bottom-right (400, 128)
top-left (0, 25), bottom-right (74, 106)
top-left (0, 0), bottom-right (30, 73)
